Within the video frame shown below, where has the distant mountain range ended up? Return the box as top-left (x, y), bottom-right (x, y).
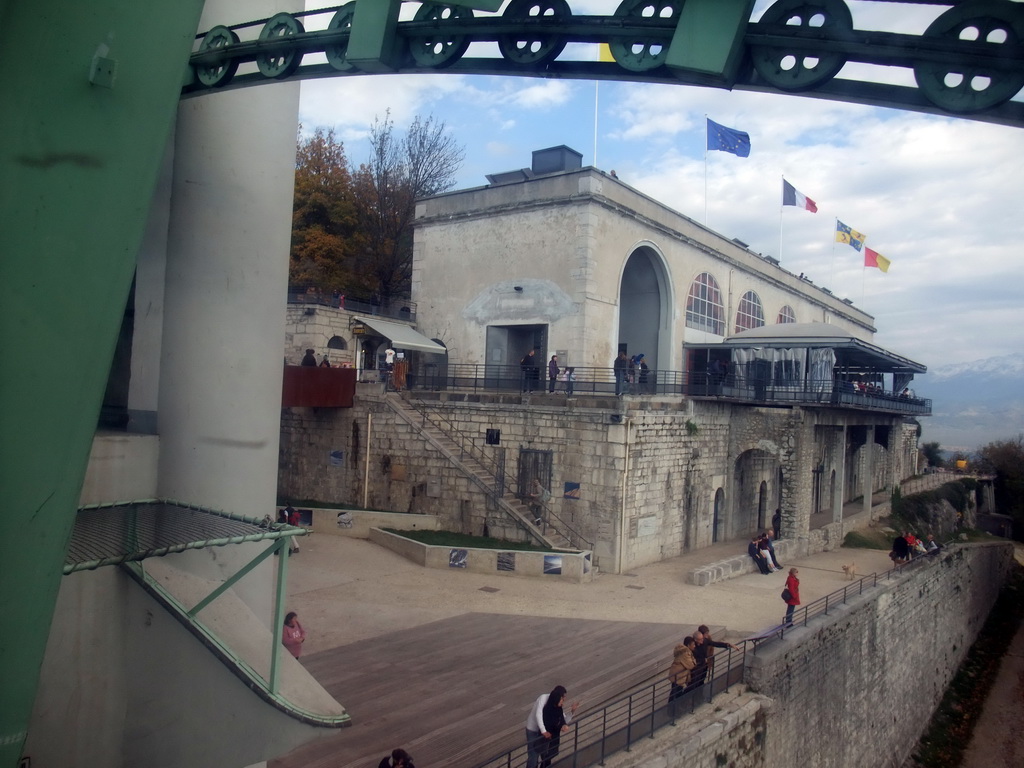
top-left (918, 352), bottom-right (1024, 451)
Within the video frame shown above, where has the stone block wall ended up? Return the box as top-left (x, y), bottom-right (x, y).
top-left (278, 393), bottom-right (922, 574)
top-left (745, 542), bottom-right (1013, 768)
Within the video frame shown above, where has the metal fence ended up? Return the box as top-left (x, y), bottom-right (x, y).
top-left (470, 545), bottom-right (949, 768)
top-left (469, 645), bottom-right (747, 768)
top-left (749, 546), bottom-right (945, 650)
top-left (412, 364), bottom-right (932, 415)
top-left (287, 290), bottom-right (417, 322)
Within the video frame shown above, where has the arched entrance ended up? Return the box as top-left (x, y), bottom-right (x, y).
top-left (734, 449), bottom-right (781, 539)
top-left (617, 245), bottom-right (672, 373)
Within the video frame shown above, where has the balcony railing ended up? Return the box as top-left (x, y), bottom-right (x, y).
top-left (409, 364), bottom-right (932, 415)
top-left (287, 289), bottom-right (417, 322)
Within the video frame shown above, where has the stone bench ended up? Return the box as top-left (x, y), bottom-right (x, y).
top-left (687, 538), bottom-right (797, 586)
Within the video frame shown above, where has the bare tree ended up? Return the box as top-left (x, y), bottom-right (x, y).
top-left (351, 111), bottom-right (465, 301)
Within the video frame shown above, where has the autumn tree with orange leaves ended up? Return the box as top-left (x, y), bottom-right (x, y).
top-left (290, 113), bottom-right (463, 301)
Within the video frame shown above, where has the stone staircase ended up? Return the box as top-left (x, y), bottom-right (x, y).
top-left (383, 393), bottom-right (579, 551)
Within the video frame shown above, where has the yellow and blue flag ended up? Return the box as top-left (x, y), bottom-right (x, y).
top-left (835, 220), bottom-right (866, 252)
top-left (707, 118), bottom-right (750, 158)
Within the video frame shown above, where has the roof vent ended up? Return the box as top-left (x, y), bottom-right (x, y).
top-left (532, 145), bottom-right (583, 175)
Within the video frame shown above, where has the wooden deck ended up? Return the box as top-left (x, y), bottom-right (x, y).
top-left (271, 613), bottom-right (696, 768)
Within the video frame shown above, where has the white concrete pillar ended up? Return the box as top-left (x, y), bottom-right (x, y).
top-left (157, 1), bottom-right (301, 612)
top-left (833, 425), bottom-right (846, 523)
top-left (863, 426), bottom-right (875, 515)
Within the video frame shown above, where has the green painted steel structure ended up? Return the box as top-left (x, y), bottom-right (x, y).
top-left (0, 2), bottom-right (207, 765)
top-left (1, 1), bottom-right (1022, 766)
top-left (184, 0), bottom-right (1024, 126)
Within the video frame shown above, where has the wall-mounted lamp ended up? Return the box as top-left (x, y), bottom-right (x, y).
top-left (513, 286), bottom-right (523, 292)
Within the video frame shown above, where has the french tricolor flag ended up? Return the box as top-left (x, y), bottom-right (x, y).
top-left (782, 179), bottom-right (817, 212)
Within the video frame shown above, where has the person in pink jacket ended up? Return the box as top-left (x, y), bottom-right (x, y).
top-left (282, 611), bottom-right (306, 658)
top-left (783, 568), bottom-right (801, 626)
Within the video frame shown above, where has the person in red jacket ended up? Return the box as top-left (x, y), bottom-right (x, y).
top-left (783, 568), bottom-right (801, 626)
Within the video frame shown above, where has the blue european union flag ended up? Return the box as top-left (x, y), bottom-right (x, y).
top-left (707, 118), bottom-right (751, 157)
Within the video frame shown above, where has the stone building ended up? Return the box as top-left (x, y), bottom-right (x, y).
top-left (278, 147), bottom-right (930, 574)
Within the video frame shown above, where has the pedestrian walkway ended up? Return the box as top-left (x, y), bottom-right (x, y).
top-left (272, 530), bottom-right (896, 767)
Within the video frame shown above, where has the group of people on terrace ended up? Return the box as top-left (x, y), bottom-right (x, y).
top-left (666, 625), bottom-right (741, 708)
top-left (890, 531), bottom-right (940, 564)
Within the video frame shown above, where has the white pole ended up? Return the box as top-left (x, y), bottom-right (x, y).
top-left (704, 116), bottom-right (709, 226)
top-left (363, 412), bottom-right (372, 509)
top-left (594, 81), bottom-right (600, 168)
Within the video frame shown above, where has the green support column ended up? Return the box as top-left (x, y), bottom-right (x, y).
top-left (0, 2), bottom-right (205, 765)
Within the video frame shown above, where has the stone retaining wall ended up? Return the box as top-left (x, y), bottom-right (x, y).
top-left (606, 541), bottom-right (1013, 767)
top-left (368, 528), bottom-right (594, 583)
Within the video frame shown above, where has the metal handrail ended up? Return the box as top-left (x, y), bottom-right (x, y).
top-left (469, 645), bottom-right (748, 768)
top-left (400, 396), bottom-right (594, 551)
top-left (412, 364), bottom-right (932, 414)
top-left (287, 288), bottom-right (417, 322)
top-left (749, 545), bottom-right (947, 649)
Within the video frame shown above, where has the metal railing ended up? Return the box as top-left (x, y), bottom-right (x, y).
top-left (469, 645), bottom-right (747, 768)
top-left (287, 288), bottom-right (417, 322)
top-left (469, 544), bottom-right (950, 768)
top-left (749, 545), bottom-right (946, 650)
top-left (398, 396), bottom-right (594, 551)
top-left (411, 364), bottom-right (932, 415)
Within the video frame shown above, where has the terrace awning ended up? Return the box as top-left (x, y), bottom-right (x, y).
top-left (353, 316), bottom-right (446, 354)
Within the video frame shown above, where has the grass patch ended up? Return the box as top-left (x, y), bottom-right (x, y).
top-left (842, 529), bottom-right (892, 550)
top-left (383, 528), bottom-right (553, 552)
top-left (907, 563), bottom-right (1024, 767)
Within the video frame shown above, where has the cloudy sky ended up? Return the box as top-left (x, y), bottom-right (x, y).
top-left (296, 0), bottom-right (1024, 372)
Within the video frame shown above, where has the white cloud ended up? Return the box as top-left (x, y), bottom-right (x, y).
top-left (295, 1), bottom-right (1024, 369)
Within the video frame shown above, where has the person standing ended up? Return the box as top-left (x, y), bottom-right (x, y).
top-left (525, 685), bottom-right (578, 768)
top-left (300, 348), bottom-right (317, 366)
top-left (548, 354), bottom-right (559, 393)
top-left (690, 630), bottom-right (739, 690)
top-left (635, 353), bottom-right (649, 393)
top-left (521, 349), bottom-right (539, 392)
top-left (540, 685), bottom-right (578, 768)
top-left (771, 508), bottom-right (782, 539)
top-left (667, 636), bottom-right (696, 705)
top-left (783, 567), bottom-right (801, 626)
top-left (613, 350), bottom-right (628, 396)
top-left (563, 367), bottom-right (576, 396)
top-left (282, 611), bottom-right (306, 658)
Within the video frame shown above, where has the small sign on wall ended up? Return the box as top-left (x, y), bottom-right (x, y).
top-left (637, 516), bottom-right (658, 537)
top-left (427, 477), bottom-right (441, 498)
top-left (329, 450), bottom-right (344, 466)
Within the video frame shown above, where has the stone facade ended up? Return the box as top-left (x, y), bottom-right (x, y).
top-left (278, 389), bottom-right (920, 574)
top-left (411, 167), bottom-right (878, 374)
top-left (598, 542), bottom-right (1014, 768)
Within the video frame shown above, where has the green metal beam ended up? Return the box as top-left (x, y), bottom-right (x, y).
top-left (0, 2), bottom-right (207, 765)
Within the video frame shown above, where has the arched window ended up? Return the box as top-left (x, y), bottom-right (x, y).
top-left (735, 291), bottom-right (765, 332)
top-left (327, 335), bottom-right (347, 350)
top-left (777, 305), bottom-right (796, 324)
top-left (685, 273), bottom-right (725, 336)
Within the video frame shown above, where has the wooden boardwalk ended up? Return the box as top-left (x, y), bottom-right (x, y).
top-left (271, 613), bottom-right (695, 768)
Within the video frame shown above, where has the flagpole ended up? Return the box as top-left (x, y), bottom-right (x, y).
top-left (704, 115), bottom-right (708, 226)
top-left (594, 81), bottom-right (600, 168)
top-left (779, 175), bottom-right (784, 262)
top-left (831, 217), bottom-right (838, 291)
